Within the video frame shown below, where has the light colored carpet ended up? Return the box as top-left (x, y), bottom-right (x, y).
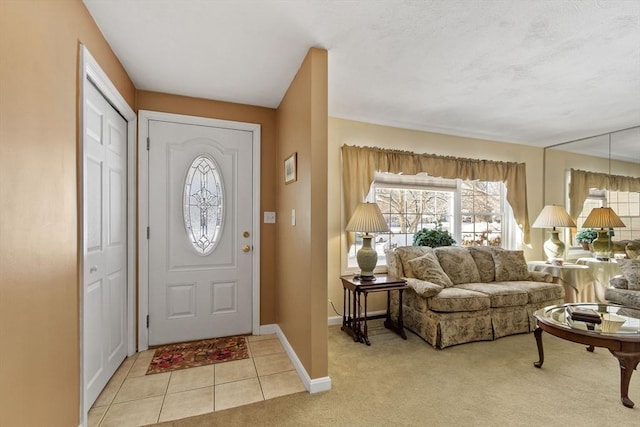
top-left (153, 320), bottom-right (639, 426)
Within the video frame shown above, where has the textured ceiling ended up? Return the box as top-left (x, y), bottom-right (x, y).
top-left (83, 0), bottom-right (640, 158)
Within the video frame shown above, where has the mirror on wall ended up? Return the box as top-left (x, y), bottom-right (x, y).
top-left (543, 126), bottom-right (640, 258)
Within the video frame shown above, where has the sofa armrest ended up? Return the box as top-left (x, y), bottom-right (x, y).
top-left (610, 275), bottom-right (629, 290)
top-left (527, 270), bottom-right (553, 283)
top-left (406, 278), bottom-right (444, 297)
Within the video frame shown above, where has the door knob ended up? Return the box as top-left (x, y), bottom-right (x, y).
top-left (90, 265), bottom-right (98, 273)
top-left (242, 245), bottom-right (251, 253)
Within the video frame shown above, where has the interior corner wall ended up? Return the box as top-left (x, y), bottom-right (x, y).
top-left (0, 1), bottom-right (135, 425)
top-left (327, 118), bottom-right (547, 316)
top-left (135, 91), bottom-right (278, 325)
top-left (276, 48), bottom-right (329, 379)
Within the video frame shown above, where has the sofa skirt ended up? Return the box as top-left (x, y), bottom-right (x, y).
top-left (391, 292), bottom-right (492, 348)
top-left (391, 291), bottom-right (564, 348)
top-left (491, 306), bottom-right (529, 339)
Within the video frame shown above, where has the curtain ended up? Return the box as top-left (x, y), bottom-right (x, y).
top-left (341, 145), bottom-right (531, 246)
top-left (569, 169), bottom-right (640, 220)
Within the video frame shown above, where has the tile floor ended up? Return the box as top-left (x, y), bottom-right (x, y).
top-left (89, 334), bottom-right (306, 426)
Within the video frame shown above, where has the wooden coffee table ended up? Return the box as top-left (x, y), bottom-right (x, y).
top-left (533, 303), bottom-right (640, 408)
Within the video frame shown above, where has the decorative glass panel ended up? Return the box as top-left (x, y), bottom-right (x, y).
top-left (183, 155), bottom-right (224, 255)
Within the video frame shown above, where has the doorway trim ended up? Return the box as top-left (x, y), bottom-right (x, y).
top-left (79, 45), bottom-right (137, 425)
top-left (137, 110), bottom-right (261, 350)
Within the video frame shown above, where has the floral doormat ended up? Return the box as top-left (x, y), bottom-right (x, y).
top-left (146, 335), bottom-right (249, 375)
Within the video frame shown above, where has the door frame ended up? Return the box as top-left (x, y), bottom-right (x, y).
top-left (79, 46), bottom-right (137, 424)
top-left (137, 110), bottom-right (261, 350)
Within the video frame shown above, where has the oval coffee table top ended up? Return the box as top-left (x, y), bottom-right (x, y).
top-left (534, 303), bottom-right (640, 339)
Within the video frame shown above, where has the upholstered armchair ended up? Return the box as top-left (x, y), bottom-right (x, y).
top-left (604, 259), bottom-right (640, 309)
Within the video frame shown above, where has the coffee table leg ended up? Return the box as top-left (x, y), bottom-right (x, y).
top-left (609, 350), bottom-right (640, 408)
top-left (533, 326), bottom-right (544, 368)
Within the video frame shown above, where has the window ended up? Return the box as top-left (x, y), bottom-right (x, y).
top-left (608, 190), bottom-right (640, 240)
top-left (347, 174), bottom-right (517, 269)
top-left (576, 189), bottom-right (640, 242)
top-left (183, 155), bottom-right (224, 255)
top-left (460, 181), bottom-right (504, 247)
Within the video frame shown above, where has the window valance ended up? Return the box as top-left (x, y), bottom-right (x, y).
top-left (341, 145), bottom-right (531, 246)
top-left (569, 168), bottom-right (640, 220)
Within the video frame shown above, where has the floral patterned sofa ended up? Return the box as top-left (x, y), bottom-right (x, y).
top-left (386, 246), bottom-right (565, 348)
top-left (605, 259), bottom-right (640, 309)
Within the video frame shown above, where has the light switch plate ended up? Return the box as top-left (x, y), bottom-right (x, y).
top-left (264, 211), bottom-right (276, 223)
top-left (291, 209), bottom-right (296, 226)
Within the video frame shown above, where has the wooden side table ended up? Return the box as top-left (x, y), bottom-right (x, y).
top-left (340, 275), bottom-right (408, 345)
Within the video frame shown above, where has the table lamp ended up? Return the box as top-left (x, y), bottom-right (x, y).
top-left (532, 205), bottom-right (576, 261)
top-left (581, 207), bottom-right (626, 260)
top-left (346, 202), bottom-right (390, 279)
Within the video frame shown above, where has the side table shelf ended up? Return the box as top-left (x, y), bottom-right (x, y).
top-left (340, 275), bottom-right (408, 345)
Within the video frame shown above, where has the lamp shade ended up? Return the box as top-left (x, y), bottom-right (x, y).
top-left (581, 207), bottom-right (626, 229)
top-left (532, 205), bottom-right (575, 261)
top-left (346, 203), bottom-right (390, 233)
top-left (582, 207), bottom-right (626, 260)
top-left (532, 205), bottom-right (576, 229)
top-left (346, 203), bottom-right (389, 279)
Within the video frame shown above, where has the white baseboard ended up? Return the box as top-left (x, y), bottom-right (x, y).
top-left (259, 324), bottom-right (332, 394)
top-left (328, 315), bottom-right (342, 326)
top-left (327, 309), bottom-right (387, 326)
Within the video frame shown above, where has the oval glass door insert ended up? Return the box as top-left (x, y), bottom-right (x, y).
top-left (183, 155), bottom-right (224, 255)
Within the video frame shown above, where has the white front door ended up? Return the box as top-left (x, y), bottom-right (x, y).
top-left (83, 81), bottom-right (128, 406)
top-left (147, 119), bottom-right (254, 345)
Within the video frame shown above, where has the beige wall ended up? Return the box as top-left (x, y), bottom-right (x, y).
top-left (328, 118), bottom-right (547, 314)
top-left (276, 48), bottom-right (328, 379)
top-left (0, 1), bottom-right (135, 425)
top-left (135, 91), bottom-right (278, 324)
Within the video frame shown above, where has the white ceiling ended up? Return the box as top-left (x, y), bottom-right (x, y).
top-left (84, 0), bottom-right (640, 160)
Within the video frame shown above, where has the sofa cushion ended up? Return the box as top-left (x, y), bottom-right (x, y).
top-left (527, 270), bottom-right (553, 283)
top-left (434, 246), bottom-right (481, 285)
top-left (408, 253), bottom-right (454, 288)
top-left (456, 283), bottom-right (529, 308)
top-left (467, 246), bottom-right (499, 282)
top-left (626, 240), bottom-right (640, 260)
top-left (396, 246), bottom-right (434, 278)
top-left (428, 287), bottom-right (491, 312)
top-left (617, 259), bottom-right (640, 291)
top-left (501, 281), bottom-right (565, 303)
top-left (605, 288), bottom-right (640, 308)
top-left (492, 250), bottom-right (529, 281)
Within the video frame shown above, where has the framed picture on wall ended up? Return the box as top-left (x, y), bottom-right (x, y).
top-left (284, 152), bottom-right (297, 184)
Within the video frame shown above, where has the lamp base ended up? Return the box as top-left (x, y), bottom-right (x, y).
top-left (591, 229), bottom-right (612, 260)
top-left (543, 230), bottom-right (565, 261)
top-left (356, 234), bottom-right (378, 279)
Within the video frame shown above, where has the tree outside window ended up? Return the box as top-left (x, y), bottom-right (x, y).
top-left (347, 176), bottom-right (511, 269)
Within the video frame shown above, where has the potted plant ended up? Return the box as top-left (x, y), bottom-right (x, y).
top-left (413, 224), bottom-right (456, 248)
top-left (575, 228), bottom-right (597, 250)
